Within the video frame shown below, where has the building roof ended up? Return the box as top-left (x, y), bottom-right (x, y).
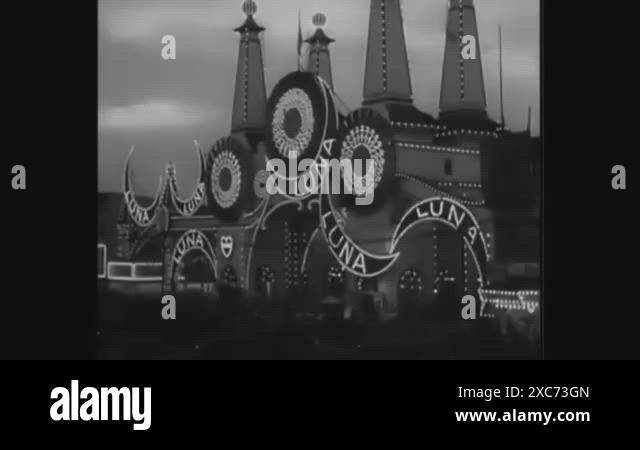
top-left (305, 28), bottom-right (334, 45)
top-left (439, 0), bottom-right (489, 120)
top-left (233, 15), bottom-right (265, 33)
top-left (363, 0), bottom-right (413, 106)
top-left (231, 13), bottom-right (267, 134)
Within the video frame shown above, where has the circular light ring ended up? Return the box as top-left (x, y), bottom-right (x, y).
top-left (207, 136), bottom-right (253, 221)
top-left (340, 124), bottom-right (386, 191)
top-left (210, 150), bottom-right (242, 209)
top-left (266, 71), bottom-right (338, 168)
top-left (272, 88), bottom-right (315, 159)
top-left (335, 107), bottom-right (396, 211)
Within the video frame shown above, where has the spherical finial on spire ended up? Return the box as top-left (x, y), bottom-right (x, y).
top-left (167, 162), bottom-right (176, 178)
top-left (242, 0), bottom-right (257, 17)
top-left (312, 13), bottom-right (327, 28)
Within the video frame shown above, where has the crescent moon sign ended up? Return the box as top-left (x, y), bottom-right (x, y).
top-left (169, 141), bottom-right (207, 217)
top-left (318, 177), bottom-right (399, 278)
top-left (123, 146), bottom-right (164, 228)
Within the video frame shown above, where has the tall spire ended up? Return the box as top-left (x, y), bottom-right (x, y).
top-left (305, 13), bottom-right (335, 89)
top-left (363, 0), bottom-right (413, 105)
top-left (297, 9), bottom-right (304, 71)
top-left (231, 0), bottom-right (267, 135)
top-left (439, 0), bottom-right (487, 118)
top-left (499, 24), bottom-right (505, 126)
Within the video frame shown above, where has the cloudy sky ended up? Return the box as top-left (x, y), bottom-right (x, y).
top-left (99, 0), bottom-right (540, 195)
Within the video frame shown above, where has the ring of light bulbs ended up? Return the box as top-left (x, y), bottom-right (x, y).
top-left (271, 88), bottom-right (315, 159)
top-left (340, 124), bottom-right (385, 191)
top-left (210, 150), bottom-right (242, 209)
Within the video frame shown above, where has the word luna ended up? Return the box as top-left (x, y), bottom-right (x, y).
top-left (124, 190), bottom-right (154, 225)
top-left (319, 194), bottom-right (398, 278)
top-left (174, 183), bottom-right (206, 216)
top-left (50, 380), bottom-right (151, 431)
top-left (264, 157), bottom-right (375, 205)
top-left (172, 230), bottom-right (206, 265)
top-left (414, 200), bottom-right (480, 244)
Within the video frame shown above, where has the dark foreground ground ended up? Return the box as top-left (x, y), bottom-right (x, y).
top-left (98, 282), bottom-right (540, 360)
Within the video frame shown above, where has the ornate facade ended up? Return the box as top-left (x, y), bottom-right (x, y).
top-left (106, 0), bottom-right (540, 333)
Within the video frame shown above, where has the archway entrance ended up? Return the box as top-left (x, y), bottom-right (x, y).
top-left (392, 198), bottom-right (489, 295)
top-left (176, 253), bottom-right (216, 293)
top-left (163, 230), bottom-right (218, 294)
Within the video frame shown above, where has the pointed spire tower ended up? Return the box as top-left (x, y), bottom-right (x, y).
top-left (439, 0), bottom-right (488, 122)
top-left (363, 0), bottom-right (413, 106)
top-left (305, 13), bottom-right (335, 89)
top-left (231, 0), bottom-right (267, 135)
top-left (498, 24), bottom-right (505, 127)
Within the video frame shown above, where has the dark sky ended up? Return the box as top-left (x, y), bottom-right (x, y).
top-left (99, 0), bottom-right (540, 196)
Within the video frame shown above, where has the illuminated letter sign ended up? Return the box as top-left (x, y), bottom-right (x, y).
top-left (123, 147), bottom-right (164, 228)
top-left (162, 230), bottom-right (217, 293)
top-left (169, 143), bottom-right (208, 217)
top-left (391, 198), bottom-right (489, 285)
top-left (124, 191), bottom-right (154, 227)
top-left (171, 182), bottom-right (206, 217)
top-left (318, 163), bottom-right (399, 278)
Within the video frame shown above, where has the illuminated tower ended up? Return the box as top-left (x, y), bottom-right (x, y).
top-left (305, 13), bottom-right (335, 89)
top-left (439, 0), bottom-right (488, 121)
top-left (363, 0), bottom-right (413, 106)
top-left (231, 0), bottom-right (267, 135)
